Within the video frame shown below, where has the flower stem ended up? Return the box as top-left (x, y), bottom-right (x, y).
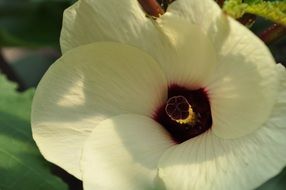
top-left (259, 24), bottom-right (286, 45)
top-left (238, 13), bottom-right (256, 27)
top-left (138, 0), bottom-right (164, 17)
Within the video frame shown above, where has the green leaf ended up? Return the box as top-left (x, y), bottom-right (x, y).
top-left (223, 0), bottom-right (286, 26)
top-left (223, 0), bottom-right (248, 18)
top-left (257, 168), bottom-right (286, 190)
top-left (0, 75), bottom-right (68, 190)
top-left (246, 1), bottom-right (286, 25)
top-left (244, 0), bottom-right (263, 4)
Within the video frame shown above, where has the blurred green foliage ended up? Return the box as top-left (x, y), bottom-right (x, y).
top-left (0, 0), bottom-right (73, 47)
top-left (0, 75), bottom-right (68, 190)
top-left (257, 168), bottom-right (286, 190)
top-left (223, 0), bottom-right (286, 25)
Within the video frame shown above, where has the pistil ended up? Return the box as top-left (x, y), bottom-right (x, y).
top-left (165, 96), bottom-right (196, 125)
top-left (154, 85), bottom-right (212, 143)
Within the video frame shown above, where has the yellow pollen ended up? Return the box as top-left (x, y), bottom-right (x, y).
top-left (174, 106), bottom-right (196, 125)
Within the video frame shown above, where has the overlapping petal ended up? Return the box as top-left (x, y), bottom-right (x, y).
top-left (165, 0), bottom-right (222, 39)
top-left (267, 64), bottom-right (286, 128)
top-left (81, 114), bottom-right (174, 190)
top-left (32, 42), bottom-right (167, 178)
top-left (164, 0), bottom-right (280, 138)
top-left (158, 65), bottom-right (286, 190)
top-left (158, 126), bottom-right (286, 190)
top-left (205, 20), bottom-right (279, 138)
top-left (157, 14), bottom-right (218, 87)
top-left (60, 0), bottom-right (167, 57)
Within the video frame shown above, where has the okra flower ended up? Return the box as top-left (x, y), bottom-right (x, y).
top-left (32, 0), bottom-right (286, 189)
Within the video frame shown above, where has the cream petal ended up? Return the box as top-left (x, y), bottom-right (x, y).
top-left (166, 0), bottom-right (222, 38)
top-left (32, 42), bottom-right (167, 178)
top-left (158, 66), bottom-right (286, 190)
top-left (166, 0), bottom-right (233, 52)
top-left (61, 0), bottom-right (222, 88)
top-left (206, 20), bottom-right (280, 138)
top-left (267, 64), bottom-right (286, 128)
top-left (167, 0), bottom-right (280, 138)
top-left (81, 114), bottom-right (174, 190)
top-left (158, 127), bottom-right (286, 190)
top-left (60, 0), bottom-right (165, 56)
top-left (157, 13), bottom-right (218, 87)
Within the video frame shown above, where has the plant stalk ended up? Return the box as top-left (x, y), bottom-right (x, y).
top-left (259, 24), bottom-right (286, 45)
top-left (138, 0), bottom-right (164, 17)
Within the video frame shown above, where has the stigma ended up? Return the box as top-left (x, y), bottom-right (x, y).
top-left (165, 96), bottom-right (196, 125)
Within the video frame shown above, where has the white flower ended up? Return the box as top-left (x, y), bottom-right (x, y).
top-left (31, 0), bottom-right (286, 189)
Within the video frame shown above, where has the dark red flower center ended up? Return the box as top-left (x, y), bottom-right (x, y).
top-left (154, 84), bottom-right (212, 144)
